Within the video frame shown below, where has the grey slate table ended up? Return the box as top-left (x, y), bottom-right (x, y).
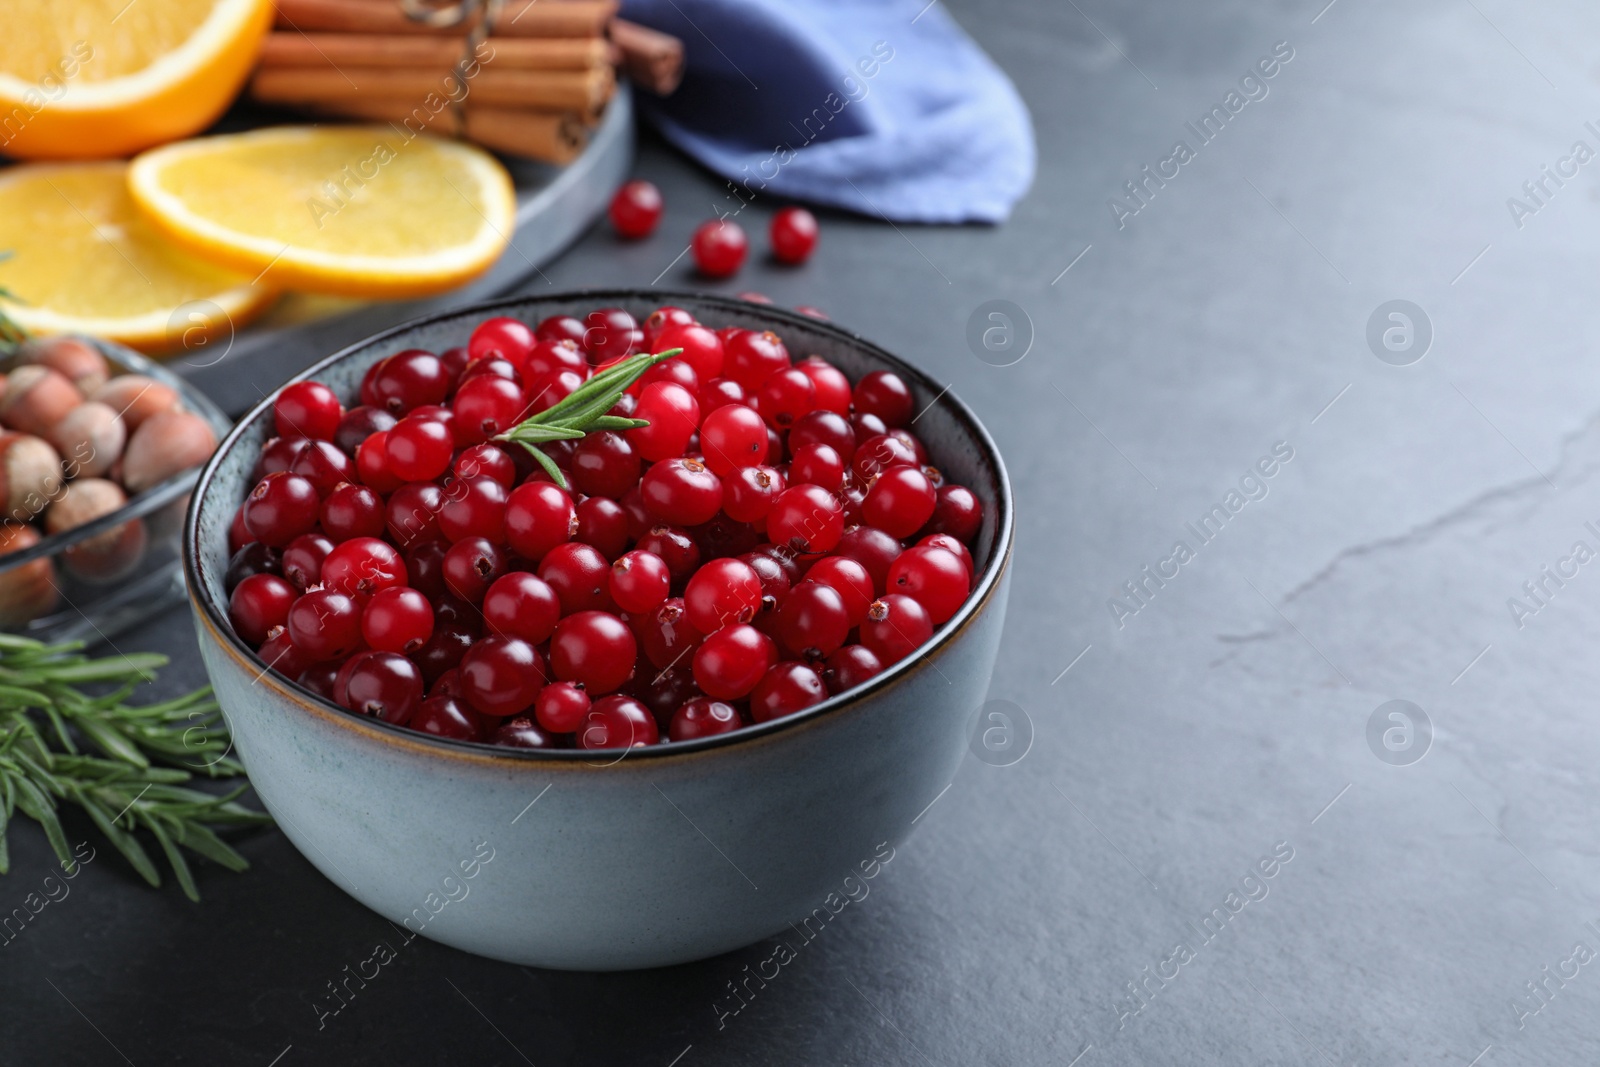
top-left (8, 0), bottom-right (1600, 1062)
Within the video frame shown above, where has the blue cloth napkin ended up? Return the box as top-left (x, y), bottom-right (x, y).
top-left (618, 0), bottom-right (1035, 223)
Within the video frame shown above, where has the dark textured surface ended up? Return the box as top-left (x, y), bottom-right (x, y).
top-left (8, 0), bottom-right (1600, 1063)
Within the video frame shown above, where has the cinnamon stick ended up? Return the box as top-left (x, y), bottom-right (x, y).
top-left (260, 32), bottom-right (608, 71)
top-left (273, 0), bottom-right (617, 38)
top-left (609, 19), bottom-right (683, 95)
top-left (250, 64), bottom-right (615, 111)
top-left (296, 98), bottom-right (591, 164)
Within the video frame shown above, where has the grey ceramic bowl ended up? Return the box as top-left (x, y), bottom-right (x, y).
top-left (183, 291), bottom-right (1013, 971)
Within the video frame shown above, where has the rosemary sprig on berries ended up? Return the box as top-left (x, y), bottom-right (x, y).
top-left (495, 347), bottom-right (681, 489)
top-left (0, 635), bottom-right (270, 900)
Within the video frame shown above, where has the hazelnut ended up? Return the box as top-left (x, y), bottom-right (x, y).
top-left (49, 402), bottom-right (126, 480)
top-left (91, 375), bottom-right (180, 433)
top-left (46, 478), bottom-right (146, 584)
top-left (121, 410), bottom-right (217, 494)
top-left (0, 432), bottom-right (65, 525)
top-left (0, 365), bottom-right (82, 439)
top-left (0, 523), bottom-right (59, 627)
top-left (16, 337), bottom-right (110, 396)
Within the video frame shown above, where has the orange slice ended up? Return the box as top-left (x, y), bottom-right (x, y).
top-left (0, 162), bottom-right (273, 354)
top-left (0, 0), bottom-right (273, 160)
top-left (127, 126), bottom-right (517, 299)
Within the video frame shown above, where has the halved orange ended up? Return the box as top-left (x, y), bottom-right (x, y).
top-left (0, 0), bottom-right (273, 160)
top-left (0, 162), bottom-right (274, 354)
top-left (128, 126), bottom-right (517, 299)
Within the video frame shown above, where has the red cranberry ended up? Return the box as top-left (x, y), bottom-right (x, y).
top-left (442, 537), bottom-right (507, 603)
top-left (275, 381), bottom-right (343, 440)
top-left (438, 475), bottom-right (508, 543)
top-left (692, 623), bottom-right (775, 700)
top-left (492, 716), bottom-right (557, 749)
top-left (653, 322), bottom-right (725, 382)
top-left (385, 482), bottom-right (445, 548)
top-left (534, 680), bottom-right (591, 733)
top-left (609, 550), bottom-right (671, 614)
top-left (287, 439), bottom-right (354, 496)
top-left (610, 179), bottom-right (664, 238)
top-left (468, 317), bottom-right (537, 372)
top-left (582, 308), bottom-right (639, 363)
top-left (321, 536), bottom-right (406, 597)
top-left (459, 356), bottom-right (522, 389)
top-left (538, 541), bottom-right (614, 614)
top-left (794, 358), bottom-right (851, 414)
top-left (340, 651), bottom-right (422, 724)
top-left (640, 457), bottom-right (722, 527)
top-left (551, 610), bottom-right (637, 694)
top-left (722, 465), bottom-right (785, 523)
top-left (535, 314), bottom-right (586, 346)
top-left (371, 350), bottom-right (449, 415)
top-left (570, 431), bottom-right (641, 498)
top-left (482, 571), bottom-right (561, 644)
top-left (633, 597), bottom-right (703, 669)
top-left (888, 545), bottom-right (970, 624)
top-left (723, 330), bottom-right (790, 390)
top-left (754, 368), bottom-right (815, 430)
top-left (362, 586), bottom-right (435, 653)
top-left (298, 661), bottom-right (341, 701)
top-left (775, 580), bottom-right (850, 659)
top-left (453, 443), bottom-right (517, 490)
top-left (769, 206), bottom-right (819, 265)
top-left (790, 444), bottom-right (844, 492)
top-left (804, 556), bottom-right (875, 623)
top-left (451, 375), bottom-right (527, 445)
top-left (574, 495), bottom-right (630, 559)
top-left (578, 695), bottom-right (658, 749)
top-left (833, 526), bottom-right (901, 595)
top-left (224, 542), bottom-right (281, 596)
top-left (321, 483), bottom-right (385, 541)
top-left (416, 624), bottom-right (475, 684)
top-left (918, 532), bottom-right (974, 579)
top-left (242, 472), bottom-right (321, 547)
top-left (823, 644), bottom-right (883, 694)
top-left (505, 481), bottom-right (576, 562)
top-left (750, 661), bottom-right (826, 722)
top-left (229, 573), bottom-right (295, 645)
top-left (860, 594), bottom-right (933, 665)
top-left (281, 532), bottom-right (335, 591)
top-left (257, 436), bottom-right (310, 481)
top-left (413, 695), bottom-right (482, 741)
top-left (459, 636), bottom-right (546, 717)
top-left (863, 466), bottom-right (936, 538)
top-left (691, 219), bottom-right (747, 277)
top-left (853, 370), bottom-right (915, 428)
top-left (257, 628), bottom-right (313, 680)
top-left (628, 382), bottom-right (699, 461)
top-left (404, 539), bottom-right (450, 599)
top-left (286, 588), bottom-right (363, 660)
top-left (526, 339), bottom-right (586, 379)
top-left (698, 404), bottom-right (767, 475)
top-left (356, 431), bottom-right (402, 493)
top-left (699, 377), bottom-right (746, 413)
top-left (788, 409), bottom-right (855, 456)
top-left (767, 484), bottom-right (843, 554)
top-left (928, 484), bottom-right (982, 542)
top-left (669, 697), bottom-right (741, 742)
top-left (682, 557), bottom-right (762, 634)
top-left (644, 306), bottom-right (695, 346)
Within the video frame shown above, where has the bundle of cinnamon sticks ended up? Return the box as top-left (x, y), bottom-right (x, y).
top-left (251, 0), bottom-right (684, 164)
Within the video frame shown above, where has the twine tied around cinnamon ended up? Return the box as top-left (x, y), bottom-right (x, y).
top-left (397, 0), bottom-right (505, 129)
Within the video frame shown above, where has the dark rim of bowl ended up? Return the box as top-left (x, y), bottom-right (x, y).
top-left (0, 337), bottom-right (232, 575)
top-left (183, 290), bottom-right (1014, 763)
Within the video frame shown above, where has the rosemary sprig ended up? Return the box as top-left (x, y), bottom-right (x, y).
top-left (0, 252), bottom-right (29, 352)
top-left (0, 636), bottom-right (269, 900)
top-left (495, 347), bottom-right (683, 488)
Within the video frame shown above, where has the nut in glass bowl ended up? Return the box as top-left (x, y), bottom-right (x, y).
top-left (0, 336), bottom-right (230, 642)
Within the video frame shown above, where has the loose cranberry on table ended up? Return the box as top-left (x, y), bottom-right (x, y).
top-left (229, 307), bottom-right (985, 748)
top-left (692, 220), bottom-right (748, 278)
top-left (608, 179), bottom-right (664, 239)
top-left (769, 207), bottom-right (819, 265)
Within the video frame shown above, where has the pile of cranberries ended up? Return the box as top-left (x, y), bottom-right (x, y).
top-left (223, 306), bottom-right (983, 750)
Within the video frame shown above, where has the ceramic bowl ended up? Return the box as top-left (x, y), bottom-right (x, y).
top-left (183, 291), bottom-right (1013, 971)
